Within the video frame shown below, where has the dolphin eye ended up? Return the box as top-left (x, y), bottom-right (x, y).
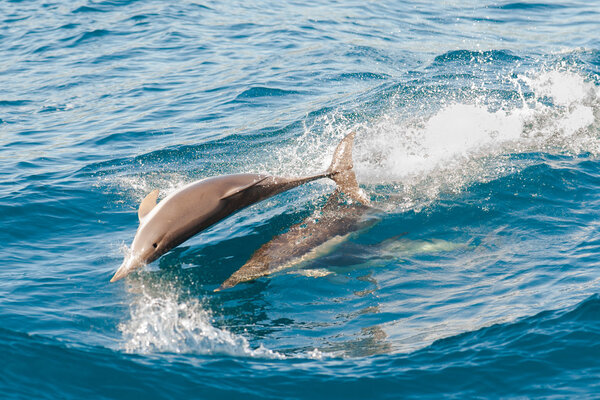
top-left (152, 243), bottom-right (158, 248)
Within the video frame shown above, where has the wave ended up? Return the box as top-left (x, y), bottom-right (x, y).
top-left (386, 294), bottom-right (600, 397)
top-left (71, 5), bottom-right (106, 14)
top-left (0, 99), bottom-right (33, 107)
top-left (496, 2), bottom-right (567, 11)
top-left (2, 295), bottom-right (599, 399)
top-left (235, 87), bottom-right (303, 99)
top-left (68, 29), bottom-right (113, 46)
top-left (433, 49), bottom-right (521, 64)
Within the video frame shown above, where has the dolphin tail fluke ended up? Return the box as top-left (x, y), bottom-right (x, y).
top-left (327, 132), bottom-right (370, 205)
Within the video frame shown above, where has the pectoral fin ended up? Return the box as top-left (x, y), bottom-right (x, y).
top-left (138, 189), bottom-right (159, 221)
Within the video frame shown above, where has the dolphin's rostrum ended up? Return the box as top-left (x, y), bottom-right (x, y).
top-left (110, 132), bottom-right (368, 282)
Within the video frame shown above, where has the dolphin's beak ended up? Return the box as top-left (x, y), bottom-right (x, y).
top-left (110, 257), bottom-right (140, 282)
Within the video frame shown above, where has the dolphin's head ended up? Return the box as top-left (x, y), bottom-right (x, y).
top-left (110, 189), bottom-right (173, 282)
top-left (110, 219), bottom-right (168, 282)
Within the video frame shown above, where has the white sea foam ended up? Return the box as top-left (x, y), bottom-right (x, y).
top-left (118, 279), bottom-right (331, 358)
top-left (367, 68), bottom-right (597, 178)
top-left (118, 280), bottom-right (284, 358)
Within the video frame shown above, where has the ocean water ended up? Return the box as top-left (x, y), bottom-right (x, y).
top-left (2, 0), bottom-right (600, 398)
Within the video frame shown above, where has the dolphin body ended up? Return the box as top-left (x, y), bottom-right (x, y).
top-left (216, 204), bottom-right (472, 290)
top-left (215, 190), bottom-right (379, 291)
top-left (110, 132), bottom-right (368, 282)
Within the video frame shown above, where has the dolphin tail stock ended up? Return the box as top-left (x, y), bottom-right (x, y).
top-left (326, 132), bottom-right (370, 205)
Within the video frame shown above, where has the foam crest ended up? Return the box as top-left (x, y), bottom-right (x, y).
top-left (521, 69), bottom-right (596, 107)
top-left (118, 281), bottom-right (284, 358)
top-left (360, 104), bottom-right (524, 180)
top-left (346, 67), bottom-right (600, 210)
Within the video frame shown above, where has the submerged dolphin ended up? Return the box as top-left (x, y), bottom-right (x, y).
top-left (215, 189), bottom-right (379, 291)
top-left (216, 200), bottom-right (472, 290)
top-left (110, 132), bottom-right (368, 282)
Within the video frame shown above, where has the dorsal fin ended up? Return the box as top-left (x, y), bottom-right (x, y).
top-left (327, 132), bottom-right (370, 205)
top-left (138, 189), bottom-right (159, 221)
top-left (220, 176), bottom-right (269, 200)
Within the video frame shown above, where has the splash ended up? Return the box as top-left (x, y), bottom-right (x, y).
top-left (358, 68), bottom-right (597, 206)
top-left (118, 280), bottom-right (284, 359)
top-left (266, 66), bottom-right (599, 212)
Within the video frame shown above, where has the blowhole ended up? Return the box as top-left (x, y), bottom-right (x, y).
top-left (153, 243), bottom-right (157, 248)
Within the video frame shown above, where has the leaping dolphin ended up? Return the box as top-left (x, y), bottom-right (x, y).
top-left (110, 132), bottom-right (368, 282)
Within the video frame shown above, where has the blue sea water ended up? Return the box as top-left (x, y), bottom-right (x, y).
top-left (2, 0), bottom-right (600, 398)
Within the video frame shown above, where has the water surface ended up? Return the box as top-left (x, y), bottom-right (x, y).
top-left (2, 1), bottom-right (600, 398)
